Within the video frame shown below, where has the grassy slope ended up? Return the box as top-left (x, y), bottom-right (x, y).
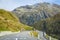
top-left (0, 9), bottom-right (33, 32)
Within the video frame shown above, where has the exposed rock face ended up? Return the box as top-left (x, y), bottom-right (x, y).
top-left (13, 2), bottom-right (60, 25)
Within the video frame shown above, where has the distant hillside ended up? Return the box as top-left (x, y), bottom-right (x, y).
top-left (33, 13), bottom-right (60, 39)
top-left (13, 2), bottom-right (60, 26)
top-left (0, 9), bottom-right (33, 32)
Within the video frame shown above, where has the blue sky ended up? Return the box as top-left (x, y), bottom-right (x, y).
top-left (0, 0), bottom-right (60, 11)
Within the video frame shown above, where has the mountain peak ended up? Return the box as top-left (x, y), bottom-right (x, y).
top-left (13, 2), bottom-right (60, 25)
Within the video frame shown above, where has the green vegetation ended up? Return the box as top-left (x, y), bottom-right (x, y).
top-left (45, 34), bottom-right (58, 40)
top-left (0, 9), bottom-right (33, 32)
top-left (33, 13), bottom-right (60, 39)
top-left (46, 13), bottom-right (60, 39)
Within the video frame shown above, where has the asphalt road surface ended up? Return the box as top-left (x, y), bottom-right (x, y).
top-left (0, 31), bottom-right (47, 40)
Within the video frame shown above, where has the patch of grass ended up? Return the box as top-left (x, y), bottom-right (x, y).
top-left (30, 31), bottom-right (38, 37)
top-left (0, 9), bottom-right (33, 32)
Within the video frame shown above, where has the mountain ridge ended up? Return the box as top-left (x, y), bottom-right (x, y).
top-left (13, 2), bottom-right (60, 26)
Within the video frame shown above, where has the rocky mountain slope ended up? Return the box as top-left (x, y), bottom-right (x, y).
top-left (13, 2), bottom-right (60, 26)
top-left (12, 2), bottom-right (60, 39)
top-left (0, 9), bottom-right (33, 32)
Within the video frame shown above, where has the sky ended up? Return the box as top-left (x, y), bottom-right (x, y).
top-left (0, 0), bottom-right (60, 11)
